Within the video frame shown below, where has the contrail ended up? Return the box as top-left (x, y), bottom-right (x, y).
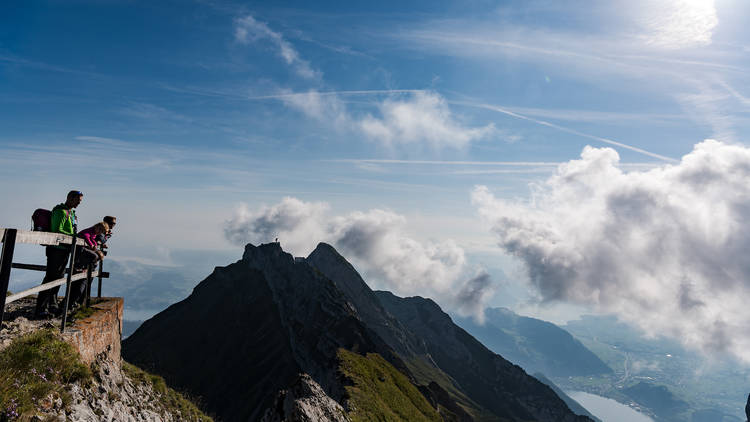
top-left (328, 159), bottom-right (561, 166)
top-left (242, 89), bottom-right (425, 100)
top-left (454, 101), bottom-right (679, 163)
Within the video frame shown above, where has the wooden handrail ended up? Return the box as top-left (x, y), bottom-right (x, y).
top-left (0, 228), bottom-right (84, 247)
top-left (10, 262), bottom-right (109, 278)
top-left (5, 270), bottom-right (98, 304)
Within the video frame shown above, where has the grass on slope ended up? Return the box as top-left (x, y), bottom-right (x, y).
top-left (0, 329), bottom-right (91, 421)
top-left (337, 349), bottom-right (441, 422)
top-left (122, 361), bottom-right (213, 422)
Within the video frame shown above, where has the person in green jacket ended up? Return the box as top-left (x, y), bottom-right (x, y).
top-left (34, 190), bottom-right (83, 318)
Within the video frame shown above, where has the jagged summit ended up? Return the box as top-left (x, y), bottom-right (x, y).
top-left (242, 242), bottom-right (297, 269)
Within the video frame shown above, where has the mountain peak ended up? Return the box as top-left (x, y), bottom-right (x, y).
top-left (242, 242), bottom-right (294, 267)
top-left (311, 242), bottom-right (338, 255)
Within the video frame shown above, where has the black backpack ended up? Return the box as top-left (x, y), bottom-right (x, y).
top-left (32, 208), bottom-right (52, 231)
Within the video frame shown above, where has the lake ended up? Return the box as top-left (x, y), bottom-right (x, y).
top-left (566, 391), bottom-right (654, 422)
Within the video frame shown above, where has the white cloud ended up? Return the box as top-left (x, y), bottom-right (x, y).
top-left (234, 15), bottom-right (320, 79)
top-left (224, 197), bottom-right (494, 321)
top-left (473, 140), bottom-right (750, 363)
top-left (224, 197), bottom-right (330, 254)
top-left (360, 92), bottom-right (495, 149)
top-left (281, 90), bottom-right (495, 150)
top-left (280, 90), bottom-right (350, 129)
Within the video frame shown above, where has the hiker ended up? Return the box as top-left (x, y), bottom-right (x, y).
top-left (96, 216), bottom-right (116, 253)
top-left (34, 190), bottom-right (82, 318)
top-left (68, 221), bottom-right (108, 306)
top-left (75, 221), bottom-right (108, 268)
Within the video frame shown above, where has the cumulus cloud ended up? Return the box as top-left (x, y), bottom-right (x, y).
top-left (234, 15), bottom-right (320, 79)
top-left (359, 92), bottom-right (495, 149)
top-left (225, 197), bottom-right (493, 321)
top-left (282, 90), bottom-right (494, 150)
top-left (280, 91), bottom-right (350, 130)
top-left (224, 197), bottom-right (329, 254)
top-left (473, 140), bottom-right (750, 363)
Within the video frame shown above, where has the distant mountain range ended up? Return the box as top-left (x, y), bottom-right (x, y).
top-left (454, 307), bottom-right (612, 378)
top-left (123, 242), bottom-right (593, 421)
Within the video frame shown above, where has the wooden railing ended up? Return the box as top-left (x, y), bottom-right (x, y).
top-left (0, 228), bottom-right (110, 333)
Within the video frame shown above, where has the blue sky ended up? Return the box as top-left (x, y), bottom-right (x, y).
top-left (3, 1), bottom-right (750, 332)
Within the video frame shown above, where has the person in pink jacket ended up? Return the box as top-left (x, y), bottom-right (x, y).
top-left (79, 222), bottom-right (108, 249)
top-left (69, 221), bottom-right (108, 307)
top-left (76, 221), bottom-right (108, 264)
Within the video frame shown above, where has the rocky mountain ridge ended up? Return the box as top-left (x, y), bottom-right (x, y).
top-left (124, 242), bottom-right (592, 421)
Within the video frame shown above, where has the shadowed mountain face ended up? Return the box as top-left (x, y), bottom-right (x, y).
top-left (374, 291), bottom-right (591, 422)
top-left (308, 243), bottom-right (590, 422)
top-left (306, 242), bottom-right (425, 358)
top-left (124, 242), bottom-right (591, 422)
top-left (454, 307), bottom-right (612, 377)
top-left (123, 243), bottom-right (395, 421)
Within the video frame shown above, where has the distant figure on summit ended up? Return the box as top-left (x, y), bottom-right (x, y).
top-left (35, 190), bottom-right (82, 319)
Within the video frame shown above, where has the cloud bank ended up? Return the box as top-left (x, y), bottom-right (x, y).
top-left (473, 140), bottom-right (750, 363)
top-left (224, 197), bottom-right (494, 320)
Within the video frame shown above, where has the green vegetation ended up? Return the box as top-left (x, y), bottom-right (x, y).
top-left (0, 329), bottom-right (91, 421)
top-left (337, 349), bottom-right (441, 422)
top-left (68, 306), bottom-right (97, 322)
top-left (122, 361), bottom-right (213, 422)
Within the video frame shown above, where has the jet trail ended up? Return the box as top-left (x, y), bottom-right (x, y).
top-left (455, 101), bottom-right (679, 163)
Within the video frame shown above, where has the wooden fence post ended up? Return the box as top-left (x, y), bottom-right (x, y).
top-left (0, 229), bottom-right (18, 330)
top-left (85, 264), bottom-right (92, 308)
top-left (97, 253), bottom-right (103, 298)
top-left (60, 237), bottom-right (78, 333)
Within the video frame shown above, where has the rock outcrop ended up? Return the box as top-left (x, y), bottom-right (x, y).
top-left (0, 298), bottom-right (209, 422)
top-left (63, 353), bottom-right (207, 422)
top-left (260, 373), bottom-right (350, 422)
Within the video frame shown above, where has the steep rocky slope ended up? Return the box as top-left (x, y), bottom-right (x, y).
top-left (0, 327), bottom-right (209, 422)
top-left (375, 291), bottom-right (590, 422)
top-left (308, 243), bottom-right (590, 422)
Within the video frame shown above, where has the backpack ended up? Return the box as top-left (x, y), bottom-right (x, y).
top-left (32, 208), bottom-right (52, 231)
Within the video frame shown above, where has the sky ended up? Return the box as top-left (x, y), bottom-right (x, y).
top-left (2, 0), bottom-right (750, 362)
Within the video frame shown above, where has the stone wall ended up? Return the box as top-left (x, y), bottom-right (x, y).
top-left (63, 297), bottom-right (123, 365)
